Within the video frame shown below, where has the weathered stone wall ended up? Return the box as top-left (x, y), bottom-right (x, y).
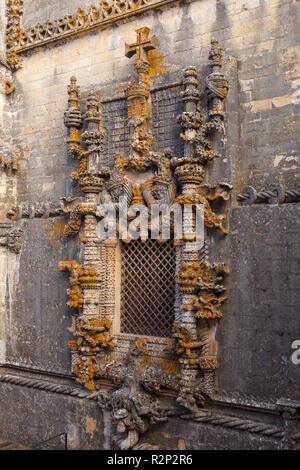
top-left (0, 380), bottom-right (287, 450)
top-left (0, 0), bottom-right (299, 450)
top-left (0, 380), bottom-right (104, 449)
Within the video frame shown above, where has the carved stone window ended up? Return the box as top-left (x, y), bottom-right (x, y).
top-left (60, 30), bottom-right (230, 449)
top-left (120, 239), bottom-right (176, 337)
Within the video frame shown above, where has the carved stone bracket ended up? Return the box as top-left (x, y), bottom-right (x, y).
top-left (98, 338), bottom-right (175, 450)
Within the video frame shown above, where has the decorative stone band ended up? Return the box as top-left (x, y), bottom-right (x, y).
top-left (8, 0), bottom-right (178, 56)
top-left (1, 373), bottom-right (298, 443)
top-left (0, 373), bottom-right (98, 400)
top-left (180, 411), bottom-right (285, 440)
top-left (6, 201), bottom-right (64, 219)
top-left (237, 184), bottom-right (300, 205)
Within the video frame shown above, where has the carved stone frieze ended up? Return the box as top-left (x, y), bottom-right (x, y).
top-left (124, 27), bottom-right (157, 170)
top-left (99, 28), bottom-right (177, 242)
top-left (6, 0), bottom-right (180, 71)
top-left (59, 260), bottom-right (99, 308)
top-left (6, 200), bottom-right (65, 219)
top-left (63, 78), bottom-right (110, 237)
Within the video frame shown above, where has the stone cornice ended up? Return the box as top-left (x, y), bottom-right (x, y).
top-left (7, 0), bottom-right (180, 70)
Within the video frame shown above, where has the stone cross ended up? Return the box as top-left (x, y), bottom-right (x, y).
top-left (125, 27), bottom-right (158, 63)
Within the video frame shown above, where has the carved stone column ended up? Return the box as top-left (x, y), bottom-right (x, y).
top-left (61, 80), bottom-right (113, 391)
top-left (206, 39), bottom-right (229, 133)
top-left (173, 41), bottom-right (230, 409)
top-left (102, 238), bottom-right (118, 324)
top-left (173, 66), bottom-right (204, 410)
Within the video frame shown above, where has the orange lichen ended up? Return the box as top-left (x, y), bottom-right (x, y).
top-left (176, 262), bottom-right (201, 293)
top-left (74, 356), bottom-right (97, 390)
top-left (125, 27), bottom-right (157, 167)
top-left (195, 291), bottom-right (227, 319)
top-left (71, 152), bottom-right (88, 182)
top-left (140, 355), bottom-right (180, 375)
top-left (0, 79), bottom-right (15, 95)
top-left (59, 261), bottom-right (98, 309)
top-left (194, 261), bottom-right (229, 319)
top-left (77, 317), bottom-right (115, 350)
top-left (131, 184), bottom-right (144, 205)
top-left (203, 198), bottom-right (228, 234)
top-left (175, 194), bottom-right (228, 234)
top-left (63, 211), bottom-right (82, 237)
top-left (78, 267), bottom-right (98, 288)
top-left (78, 203), bottom-right (97, 215)
top-left (199, 356), bottom-right (218, 370)
top-left (47, 218), bottom-right (65, 250)
top-left (67, 129), bottom-right (81, 146)
top-left (206, 189), bottom-right (230, 201)
top-left (70, 317), bottom-right (115, 390)
top-left (148, 48), bottom-right (167, 77)
top-left (172, 323), bottom-right (202, 357)
top-left (0, 152), bottom-right (18, 171)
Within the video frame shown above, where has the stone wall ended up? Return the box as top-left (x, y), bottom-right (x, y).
top-left (0, 0), bottom-right (299, 450)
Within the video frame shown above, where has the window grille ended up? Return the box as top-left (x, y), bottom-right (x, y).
top-left (120, 239), bottom-right (176, 337)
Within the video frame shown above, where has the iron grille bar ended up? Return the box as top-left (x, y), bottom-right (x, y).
top-left (120, 239), bottom-right (175, 337)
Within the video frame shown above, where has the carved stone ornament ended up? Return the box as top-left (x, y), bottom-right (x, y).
top-left (98, 338), bottom-right (175, 450)
top-left (60, 34), bottom-right (230, 448)
top-left (0, 144), bottom-right (18, 171)
top-left (0, 79), bottom-right (15, 94)
top-left (0, 222), bottom-right (23, 254)
top-left (6, 0), bottom-right (24, 70)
